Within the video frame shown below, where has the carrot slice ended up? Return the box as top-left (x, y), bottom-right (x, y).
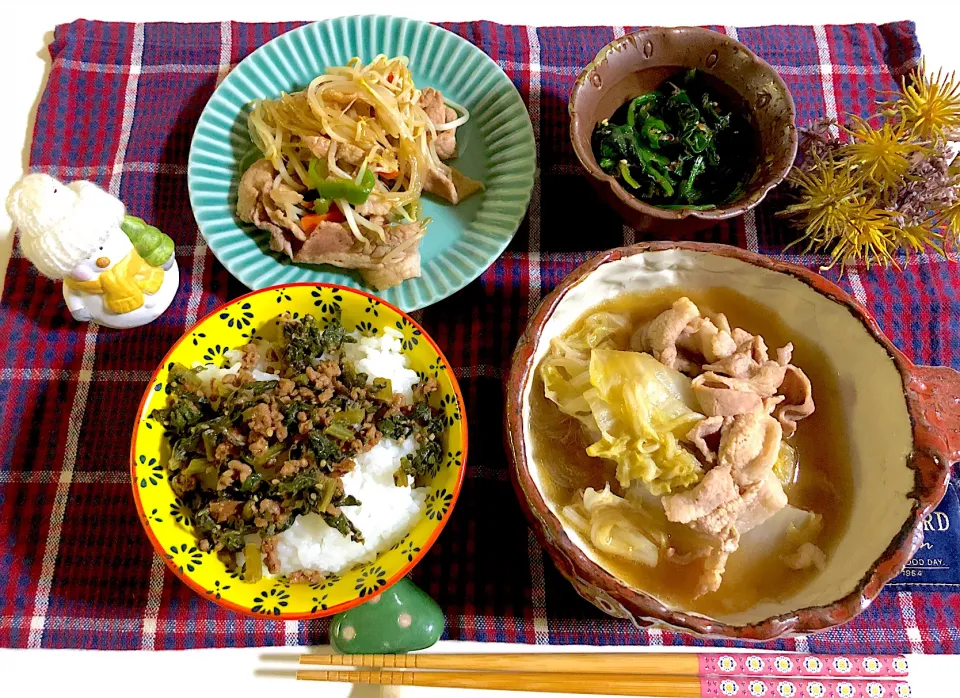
top-left (301, 208), bottom-right (346, 234)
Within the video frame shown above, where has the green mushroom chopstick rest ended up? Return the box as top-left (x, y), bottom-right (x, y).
top-left (6, 173), bottom-right (179, 329)
top-left (330, 578), bottom-right (444, 654)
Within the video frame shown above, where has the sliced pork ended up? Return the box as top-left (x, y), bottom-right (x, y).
top-left (692, 373), bottom-right (764, 417)
top-left (642, 297), bottom-right (701, 370)
top-left (419, 87), bottom-right (459, 160)
top-left (775, 365), bottom-right (815, 437)
top-left (662, 465), bottom-right (739, 525)
top-left (686, 416), bottom-right (725, 463)
top-left (424, 163), bottom-right (484, 204)
top-left (718, 411), bottom-right (783, 487)
top-left (294, 220), bottom-right (424, 289)
top-left (735, 472), bottom-right (789, 534)
top-left (299, 134), bottom-right (365, 166)
top-left (237, 158), bottom-right (307, 255)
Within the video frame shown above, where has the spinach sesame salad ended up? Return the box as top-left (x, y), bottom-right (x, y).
top-left (592, 69), bottom-right (754, 209)
top-left (149, 312), bottom-right (446, 584)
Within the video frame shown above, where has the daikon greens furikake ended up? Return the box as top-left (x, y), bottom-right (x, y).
top-left (592, 69), bottom-right (753, 209)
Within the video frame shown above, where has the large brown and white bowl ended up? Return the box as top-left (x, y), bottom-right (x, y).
top-left (505, 242), bottom-right (959, 640)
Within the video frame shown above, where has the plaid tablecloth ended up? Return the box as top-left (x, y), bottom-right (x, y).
top-left (2, 18), bottom-right (959, 652)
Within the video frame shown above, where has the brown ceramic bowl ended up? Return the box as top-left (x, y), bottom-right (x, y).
top-left (505, 242), bottom-right (959, 640)
top-left (569, 27), bottom-right (798, 235)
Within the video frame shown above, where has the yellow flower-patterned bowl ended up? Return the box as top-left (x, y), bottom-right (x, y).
top-left (130, 283), bottom-right (466, 619)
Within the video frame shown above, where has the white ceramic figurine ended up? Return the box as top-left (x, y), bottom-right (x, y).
top-left (6, 173), bottom-right (179, 329)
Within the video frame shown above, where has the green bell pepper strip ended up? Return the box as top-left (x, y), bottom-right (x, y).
top-left (631, 143), bottom-right (675, 198)
top-left (307, 157), bottom-right (328, 188)
top-left (641, 117), bottom-right (669, 149)
top-left (626, 93), bottom-right (658, 129)
top-left (618, 161), bottom-right (642, 189)
top-left (683, 127), bottom-right (712, 154)
top-left (307, 158), bottom-right (376, 205)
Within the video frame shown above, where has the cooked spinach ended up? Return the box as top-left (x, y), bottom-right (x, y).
top-left (281, 399), bottom-right (313, 427)
top-left (339, 360), bottom-right (368, 389)
top-left (387, 402), bottom-right (446, 484)
top-left (281, 311), bottom-right (349, 374)
top-left (378, 401), bottom-right (432, 441)
top-left (592, 69), bottom-right (753, 208)
top-left (321, 511), bottom-right (364, 543)
top-left (150, 390), bottom-right (205, 435)
top-left (275, 468), bottom-right (320, 495)
top-left (306, 431), bottom-right (346, 467)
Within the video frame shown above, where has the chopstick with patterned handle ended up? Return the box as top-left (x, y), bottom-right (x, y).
top-left (295, 669), bottom-right (912, 697)
top-left (299, 652), bottom-right (910, 678)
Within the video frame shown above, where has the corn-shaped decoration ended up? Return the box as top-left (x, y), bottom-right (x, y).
top-left (120, 215), bottom-right (174, 268)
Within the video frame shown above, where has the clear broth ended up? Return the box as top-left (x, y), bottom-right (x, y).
top-left (528, 287), bottom-right (853, 616)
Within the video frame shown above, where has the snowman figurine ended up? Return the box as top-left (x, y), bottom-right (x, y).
top-left (6, 173), bottom-right (179, 329)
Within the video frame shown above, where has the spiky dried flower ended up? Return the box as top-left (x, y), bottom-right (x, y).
top-left (890, 61), bottom-right (960, 141)
top-left (842, 114), bottom-right (925, 183)
top-left (779, 58), bottom-right (960, 271)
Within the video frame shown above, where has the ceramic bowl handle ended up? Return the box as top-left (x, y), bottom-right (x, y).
top-left (910, 364), bottom-right (960, 463)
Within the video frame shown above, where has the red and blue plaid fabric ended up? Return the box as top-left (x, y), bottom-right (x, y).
top-left (2, 19), bottom-right (959, 652)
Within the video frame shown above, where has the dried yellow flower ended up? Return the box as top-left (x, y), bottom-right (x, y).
top-left (897, 224), bottom-right (944, 260)
top-left (782, 153), bottom-right (864, 255)
top-left (942, 204), bottom-right (960, 243)
top-left (822, 203), bottom-right (901, 271)
top-left (841, 114), bottom-right (924, 184)
top-left (894, 61), bottom-right (960, 141)
top-left (780, 58), bottom-right (960, 272)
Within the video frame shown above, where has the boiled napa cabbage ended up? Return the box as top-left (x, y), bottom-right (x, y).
top-left (736, 504), bottom-right (822, 566)
top-left (539, 314), bottom-right (706, 496)
top-left (541, 312), bottom-right (631, 430)
top-left (589, 349), bottom-right (700, 435)
top-left (585, 349), bottom-right (704, 495)
top-left (562, 485), bottom-right (660, 567)
top-left (573, 311), bottom-right (632, 351)
top-left (542, 361), bottom-right (593, 423)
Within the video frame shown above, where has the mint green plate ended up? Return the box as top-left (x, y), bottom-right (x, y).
top-left (188, 15), bottom-right (536, 311)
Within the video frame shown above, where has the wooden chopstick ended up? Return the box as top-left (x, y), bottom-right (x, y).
top-left (296, 668), bottom-right (911, 698)
top-left (299, 651), bottom-right (909, 678)
top-left (300, 652), bottom-right (697, 675)
top-left (296, 669), bottom-right (702, 696)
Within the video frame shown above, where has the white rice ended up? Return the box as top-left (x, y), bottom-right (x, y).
top-left (194, 327), bottom-right (426, 576)
top-left (273, 436), bottom-right (427, 575)
top-left (195, 361), bottom-right (278, 387)
top-left (341, 327), bottom-right (420, 402)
